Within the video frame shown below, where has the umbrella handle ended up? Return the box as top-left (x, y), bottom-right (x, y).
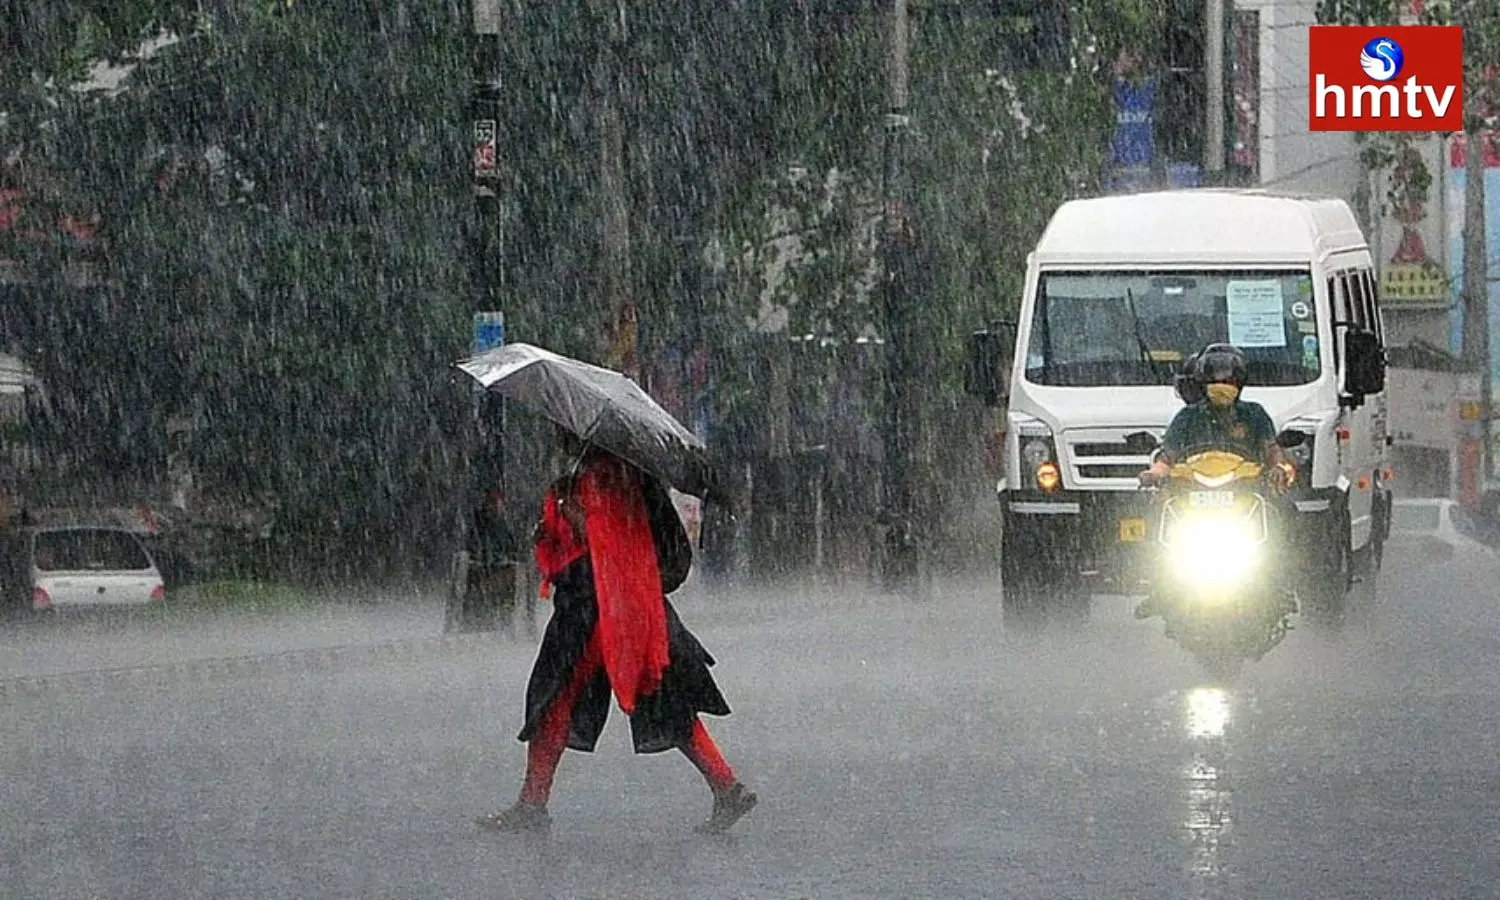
top-left (564, 444), bottom-right (590, 482)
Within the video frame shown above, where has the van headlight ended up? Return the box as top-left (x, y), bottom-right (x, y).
top-left (1020, 435), bottom-right (1061, 493)
top-left (1021, 437), bottom-right (1051, 471)
top-left (1168, 517), bottom-right (1261, 586)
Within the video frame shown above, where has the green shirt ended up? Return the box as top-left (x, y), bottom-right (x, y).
top-left (1160, 399), bottom-right (1277, 464)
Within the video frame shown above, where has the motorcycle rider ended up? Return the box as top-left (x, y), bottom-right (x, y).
top-left (1173, 347), bottom-right (1206, 406)
top-left (1140, 343), bottom-right (1293, 488)
top-left (1135, 342), bottom-right (1296, 619)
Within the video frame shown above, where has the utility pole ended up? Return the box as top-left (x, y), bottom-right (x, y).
top-left (593, 0), bottom-right (636, 381)
top-left (1204, 0), bottom-right (1226, 183)
top-left (469, 0), bottom-right (506, 489)
top-left (1463, 131), bottom-right (1490, 479)
top-left (1460, 0), bottom-right (1492, 480)
top-left (880, 0), bottom-right (920, 597)
top-left (448, 0), bottom-right (508, 634)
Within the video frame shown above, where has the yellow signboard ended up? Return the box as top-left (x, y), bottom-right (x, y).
top-left (1380, 264), bottom-right (1448, 308)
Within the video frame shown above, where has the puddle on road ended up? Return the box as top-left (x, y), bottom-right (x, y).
top-left (1181, 686), bottom-right (1236, 898)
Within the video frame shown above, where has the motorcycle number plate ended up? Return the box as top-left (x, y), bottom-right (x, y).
top-left (1188, 490), bottom-right (1237, 509)
top-left (1118, 517), bottom-right (1148, 542)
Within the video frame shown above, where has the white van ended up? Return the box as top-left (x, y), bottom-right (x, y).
top-left (966, 189), bottom-right (1390, 626)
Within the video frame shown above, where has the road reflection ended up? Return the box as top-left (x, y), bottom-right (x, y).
top-left (1186, 685), bottom-right (1231, 738)
top-left (1182, 686), bottom-right (1235, 897)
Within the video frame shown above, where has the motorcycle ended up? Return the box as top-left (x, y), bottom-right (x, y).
top-left (1141, 436), bottom-right (1302, 677)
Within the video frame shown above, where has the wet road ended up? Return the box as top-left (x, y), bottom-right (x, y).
top-left (3, 546), bottom-right (1498, 899)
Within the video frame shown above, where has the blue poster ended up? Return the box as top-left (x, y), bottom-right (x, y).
top-left (1167, 162), bottom-right (1203, 188)
top-left (1106, 76), bottom-right (1156, 191)
top-left (471, 311), bottom-right (505, 356)
top-left (1110, 77), bottom-right (1156, 167)
top-left (1444, 161), bottom-right (1500, 386)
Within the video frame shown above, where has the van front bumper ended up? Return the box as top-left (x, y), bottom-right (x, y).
top-left (1001, 489), bottom-right (1156, 591)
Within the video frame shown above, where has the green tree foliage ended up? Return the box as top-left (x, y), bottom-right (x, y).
top-left (24, 2), bottom-right (472, 577)
top-left (5, 0), bottom-right (1172, 580)
top-left (0, 0), bottom-right (202, 157)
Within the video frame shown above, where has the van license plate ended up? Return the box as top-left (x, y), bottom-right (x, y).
top-left (1119, 518), bottom-right (1147, 542)
top-left (1188, 491), bottom-right (1237, 509)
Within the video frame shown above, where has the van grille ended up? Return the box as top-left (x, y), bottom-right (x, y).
top-left (1061, 427), bottom-right (1164, 488)
top-left (1077, 464), bottom-right (1147, 480)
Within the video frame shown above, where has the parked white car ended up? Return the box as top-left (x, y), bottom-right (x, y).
top-left (1388, 498), bottom-right (1492, 562)
top-left (28, 525), bottom-right (166, 611)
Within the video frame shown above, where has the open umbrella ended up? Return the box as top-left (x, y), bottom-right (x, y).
top-left (456, 343), bottom-right (717, 499)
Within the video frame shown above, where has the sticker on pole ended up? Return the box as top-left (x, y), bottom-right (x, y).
top-left (1225, 280), bottom-right (1287, 347)
top-left (473, 119), bottom-right (498, 178)
top-left (472, 311), bottom-right (505, 356)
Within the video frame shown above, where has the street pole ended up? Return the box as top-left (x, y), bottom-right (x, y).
top-left (880, 0), bottom-right (919, 597)
top-left (451, 0), bottom-right (507, 633)
top-left (1204, 0), bottom-right (1226, 183)
top-left (1460, 0), bottom-right (1492, 481)
top-left (1463, 134), bottom-right (1491, 486)
top-left (593, 0), bottom-right (636, 380)
top-left (470, 0), bottom-right (506, 493)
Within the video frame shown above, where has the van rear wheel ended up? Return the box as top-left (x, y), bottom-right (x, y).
top-left (1302, 510), bottom-right (1351, 627)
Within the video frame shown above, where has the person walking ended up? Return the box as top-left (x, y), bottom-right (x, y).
top-left (478, 432), bottom-right (757, 834)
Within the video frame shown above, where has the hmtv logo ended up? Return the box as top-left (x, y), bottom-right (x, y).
top-left (1309, 26), bottom-right (1463, 132)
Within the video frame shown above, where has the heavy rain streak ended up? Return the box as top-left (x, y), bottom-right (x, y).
top-left (2, 2), bottom-right (1499, 898)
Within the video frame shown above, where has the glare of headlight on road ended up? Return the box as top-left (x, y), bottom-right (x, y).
top-left (1186, 687), bottom-right (1231, 738)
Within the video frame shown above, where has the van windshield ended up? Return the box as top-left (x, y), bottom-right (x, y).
top-left (1025, 270), bottom-right (1321, 388)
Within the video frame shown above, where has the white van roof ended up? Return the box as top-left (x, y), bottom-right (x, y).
top-left (1034, 188), bottom-right (1368, 267)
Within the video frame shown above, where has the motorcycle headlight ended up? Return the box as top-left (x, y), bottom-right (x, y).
top-left (1167, 516), bottom-right (1261, 586)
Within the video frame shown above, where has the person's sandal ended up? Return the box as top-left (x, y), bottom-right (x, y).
top-left (476, 801), bottom-right (551, 833)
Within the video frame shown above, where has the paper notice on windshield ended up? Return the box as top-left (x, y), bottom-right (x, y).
top-left (1225, 280), bottom-right (1286, 347)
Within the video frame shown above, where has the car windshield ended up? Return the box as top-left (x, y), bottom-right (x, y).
top-left (1392, 504), bottom-right (1443, 532)
top-left (33, 529), bottom-right (152, 572)
top-left (1025, 270), bottom-right (1321, 387)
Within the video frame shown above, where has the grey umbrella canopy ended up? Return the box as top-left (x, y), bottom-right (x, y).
top-left (456, 343), bottom-right (716, 499)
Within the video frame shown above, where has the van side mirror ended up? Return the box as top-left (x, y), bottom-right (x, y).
top-left (1275, 429), bottom-right (1306, 449)
top-left (1342, 329), bottom-right (1385, 404)
top-left (965, 325), bottom-right (1014, 407)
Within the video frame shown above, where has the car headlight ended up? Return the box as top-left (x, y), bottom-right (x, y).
top-left (1168, 517), bottom-right (1261, 586)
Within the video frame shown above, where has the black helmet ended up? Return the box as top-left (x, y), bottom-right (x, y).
top-left (1197, 343), bottom-right (1248, 388)
top-left (1174, 350), bottom-right (1205, 403)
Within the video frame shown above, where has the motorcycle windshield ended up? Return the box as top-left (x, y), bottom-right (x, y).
top-left (1170, 451), bottom-right (1263, 488)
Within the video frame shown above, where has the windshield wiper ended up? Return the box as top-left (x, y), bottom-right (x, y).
top-left (1125, 288), bottom-right (1168, 384)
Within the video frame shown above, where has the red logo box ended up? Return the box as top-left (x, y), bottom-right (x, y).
top-left (1309, 26), bottom-right (1463, 132)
